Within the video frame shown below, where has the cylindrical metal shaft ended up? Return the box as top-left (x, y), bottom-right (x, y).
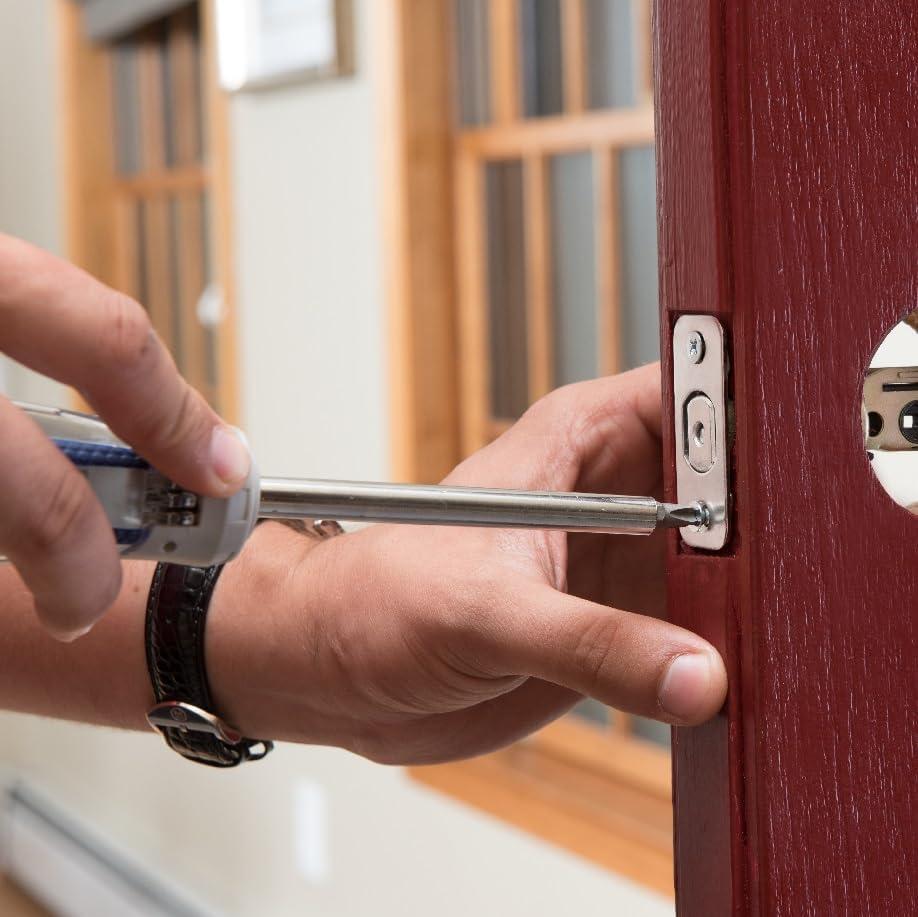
top-left (258, 478), bottom-right (703, 535)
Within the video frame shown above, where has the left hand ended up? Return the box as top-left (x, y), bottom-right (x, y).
top-left (208, 364), bottom-right (727, 764)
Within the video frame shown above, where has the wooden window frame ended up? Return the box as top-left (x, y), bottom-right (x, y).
top-left (56, 0), bottom-right (240, 422)
top-left (381, 0), bottom-right (673, 895)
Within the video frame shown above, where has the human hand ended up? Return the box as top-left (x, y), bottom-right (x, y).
top-left (211, 364), bottom-right (727, 764)
top-left (0, 234), bottom-right (250, 639)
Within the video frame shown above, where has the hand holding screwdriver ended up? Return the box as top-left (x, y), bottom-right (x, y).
top-left (0, 235), bottom-right (726, 754)
top-left (0, 234), bottom-right (251, 639)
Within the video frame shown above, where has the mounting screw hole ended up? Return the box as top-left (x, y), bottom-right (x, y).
top-left (163, 541), bottom-right (177, 553)
top-left (867, 411), bottom-right (884, 438)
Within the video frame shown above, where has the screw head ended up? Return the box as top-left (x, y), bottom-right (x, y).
top-left (687, 331), bottom-right (706, 364)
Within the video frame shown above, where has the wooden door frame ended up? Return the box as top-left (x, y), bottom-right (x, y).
top-left (656, 2), bottom-right (917, 914)
top-left (379, 0), bottom-right (462, 484)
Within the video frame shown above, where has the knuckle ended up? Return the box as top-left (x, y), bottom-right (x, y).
top-left (532, 382), bottom-right (580, 416)
top-left (520, 389), bottom-right (560, 425)
top-left (134, 383), bottom-right (205, 456)
top-left (25, 471), bottom-right (92, 554)
top-left (571, 613), bottom-right (627, 696)
top-left (101, 292), bottom-right (155, 370)
top-left (520, 384), bottom-right (583, 445)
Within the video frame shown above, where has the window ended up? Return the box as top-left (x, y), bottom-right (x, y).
top-left (384, 0), bottom-right (672, 895)
top-left (59, 0), bottom-right (238, 418)
top-left (455, 0), bottom-right (657, 450)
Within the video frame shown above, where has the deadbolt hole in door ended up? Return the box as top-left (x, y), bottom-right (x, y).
top-left (862, 312), bottom-right (918, 515)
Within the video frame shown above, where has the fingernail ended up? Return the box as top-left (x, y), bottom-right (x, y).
top-left (49, 623), bottom-right (94, 644)
top-left (211, 425), bottom-right (251, 486)
top-left (658, 653), bottom-right (715, 722)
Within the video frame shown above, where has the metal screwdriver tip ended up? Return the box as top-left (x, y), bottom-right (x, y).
top-left (659, 502), bottom-right (710, 529)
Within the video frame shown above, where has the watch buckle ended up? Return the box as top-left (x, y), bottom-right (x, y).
top-left (147, 701), bottom-right (243, 745)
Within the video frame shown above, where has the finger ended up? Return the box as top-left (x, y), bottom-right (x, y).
top-left (526, 362), bottom-right (663, 495)
top-left (0, 398), bottom-right (122, 638)
top-left (449, 363), bottom-right (663, 496)
top-left (478, 583), bottom-right (727, 725)
top-left (0, 234), bottom-right (249, 497)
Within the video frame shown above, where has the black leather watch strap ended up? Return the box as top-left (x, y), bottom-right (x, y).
top-left (144, 563), bottom-right (273, 767)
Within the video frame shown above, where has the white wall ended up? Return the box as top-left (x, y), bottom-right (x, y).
top-left (0, 0), bottom-right (69, 406)
top-left (230, 20), bottom-right (390, 480)
top-left (0, 2), bottom-right (671, 916)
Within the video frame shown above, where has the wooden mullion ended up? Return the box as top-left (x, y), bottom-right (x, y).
top-left (459, 108), bottom-right (655, 158)
top-left (137, 32), bottom-right (167, 172)
top-left (489, 0), bottom-right (521, 123)
top-left (175, 193), bottom-right (210, 400)
top-left (111, 195), bottom-right (140, 301)
top-left (456, 151), bottom-right (490, 454)
top-left (595, 146), bottom-right (622, 375)
top-left (141, 196), bottom-right (176, 349)
top-left (115, 166), bottom-right (209, 196)
top-left (136, 30), bottom-right (176, 348)
top-left (168, 6), bottom-right (201, 167)
top-left (561, 0), bottom-right (587, 113)
top-left (524, 155), bottom-right (554, 401)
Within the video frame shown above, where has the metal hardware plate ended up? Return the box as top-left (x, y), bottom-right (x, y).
top-left (863, 366), bottom-right (918, 451)
top-left (673, 316), bottom-right (730, 549)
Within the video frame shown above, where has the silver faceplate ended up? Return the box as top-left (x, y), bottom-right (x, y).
top-left (673, 315), bottom-right (730, 550)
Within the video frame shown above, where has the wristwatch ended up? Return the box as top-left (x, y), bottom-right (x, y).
top-left (144, 518), bottom-right (343, 766)
top-left (145, 563), bottom-right (272, 766)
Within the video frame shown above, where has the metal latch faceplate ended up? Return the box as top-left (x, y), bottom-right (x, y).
top-left (673, 316), bottom-right (730, 550)
top-left (863, 366), bottom-right (918, 451)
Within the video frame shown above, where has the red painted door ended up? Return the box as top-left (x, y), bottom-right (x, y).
top-left (654, 2), bottom-right (917, 914)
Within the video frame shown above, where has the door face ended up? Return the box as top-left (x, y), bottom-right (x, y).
top-left (655, 2), bottom-right (917, 914)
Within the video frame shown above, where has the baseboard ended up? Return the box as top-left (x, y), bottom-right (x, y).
top-left (0, 782), bottom-right (218, 917)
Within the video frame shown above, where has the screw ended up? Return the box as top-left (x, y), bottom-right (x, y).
top-left (693, 501), bottom-right (712, 530)
top-left (687, 332), bottom-right (706, 364)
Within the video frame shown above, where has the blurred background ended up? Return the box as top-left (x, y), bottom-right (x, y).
top-left (3, 0), bottom-right (658, 914)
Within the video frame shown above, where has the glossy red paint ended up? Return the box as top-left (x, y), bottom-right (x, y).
top-left (655, 2), bottom-right (917, 914)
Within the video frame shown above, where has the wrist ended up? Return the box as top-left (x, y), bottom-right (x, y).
top-left (204, 521), bottom-right (352, 747)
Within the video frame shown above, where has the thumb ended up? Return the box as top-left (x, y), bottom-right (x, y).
top-left (480, 584), bottom-right (727, 726)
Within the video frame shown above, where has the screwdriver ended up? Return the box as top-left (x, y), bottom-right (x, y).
top-left (259, 478), bottom-right (706, 533)
top-left (16, 403), bottom-right (709, 567)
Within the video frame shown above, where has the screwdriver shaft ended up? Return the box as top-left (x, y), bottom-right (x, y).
top-left (258, 478), bottom-right (704, 535)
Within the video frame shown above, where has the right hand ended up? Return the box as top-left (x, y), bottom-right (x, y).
top-left (208, 365), bottom-right (727, 764)
top-left (0, 233), bottom-right (251, 640)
